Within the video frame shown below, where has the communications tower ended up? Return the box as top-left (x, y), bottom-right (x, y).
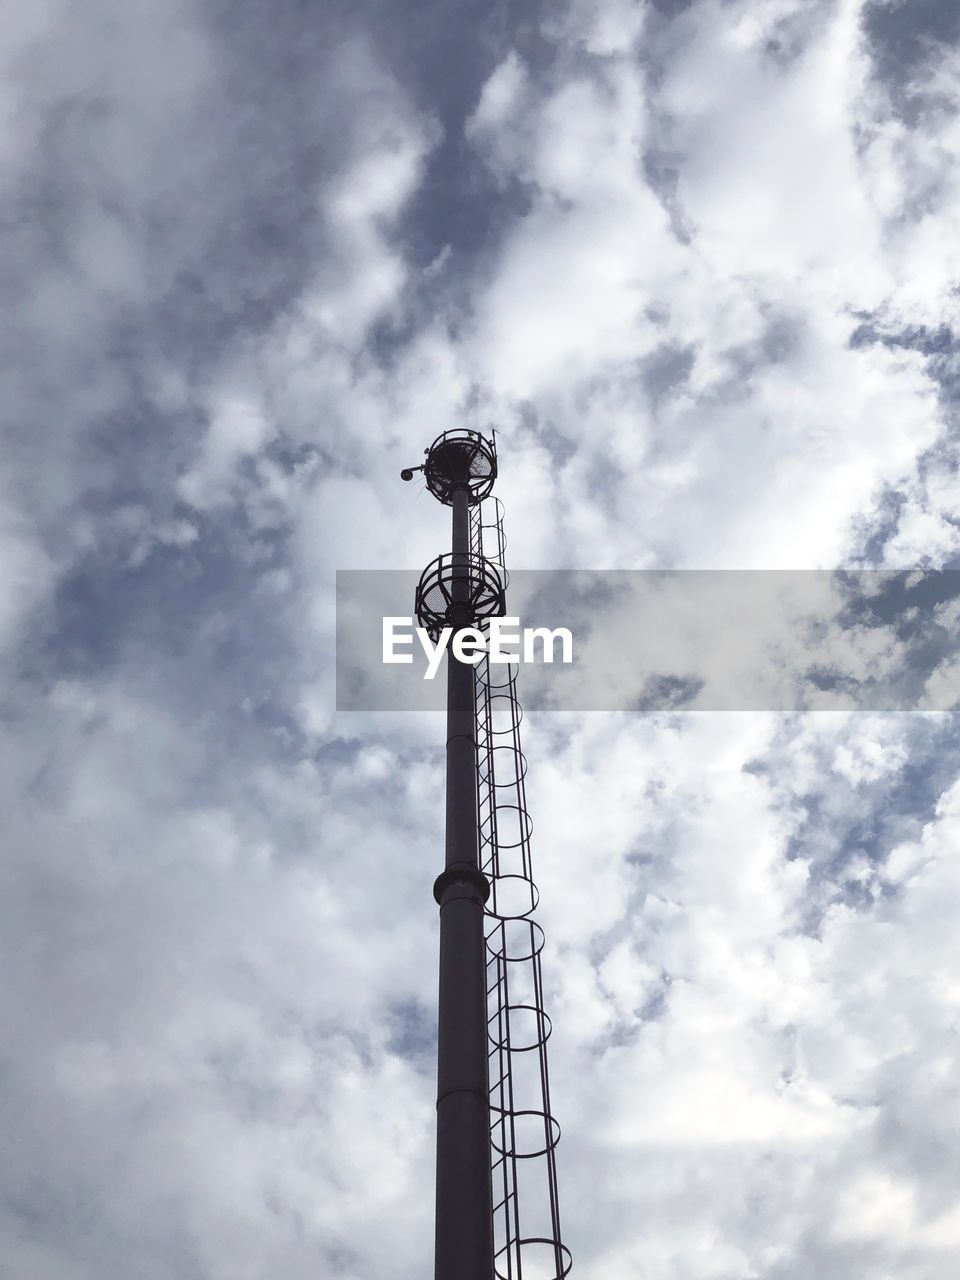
top-left (401, 430), bottom-right (571, 1280)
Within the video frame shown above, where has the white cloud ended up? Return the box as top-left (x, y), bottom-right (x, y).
top-left (536, 712), bottom-right (960, 1276)
top-left (178, 393), bottom-right (272, 510)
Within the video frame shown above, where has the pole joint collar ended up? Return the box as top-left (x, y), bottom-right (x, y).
top-left (433, 863), bottom-right (490, 905)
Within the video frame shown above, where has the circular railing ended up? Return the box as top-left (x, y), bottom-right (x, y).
top-left (415, 552), bottom-right (505, 640)
top-left (423, 428), bottom-right (497, 505)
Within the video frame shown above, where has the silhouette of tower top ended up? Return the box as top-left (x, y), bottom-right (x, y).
top-left (402, 428), bottom-right (497, 505)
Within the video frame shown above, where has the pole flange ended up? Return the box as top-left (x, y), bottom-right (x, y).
top-left (433, 863), bottom-right (491, 905)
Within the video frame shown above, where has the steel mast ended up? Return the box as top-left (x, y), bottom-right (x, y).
top-left (402, 429), bottom-right (570, 1280)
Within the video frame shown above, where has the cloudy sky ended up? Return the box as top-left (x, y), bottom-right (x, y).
top-left (3, 0), bottom-right (960, 1276)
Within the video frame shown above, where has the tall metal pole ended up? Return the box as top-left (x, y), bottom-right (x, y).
top-left (432, 481), bottom-right (494, 1280)
top-left (403, 430), bottom-right (568, 1280)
